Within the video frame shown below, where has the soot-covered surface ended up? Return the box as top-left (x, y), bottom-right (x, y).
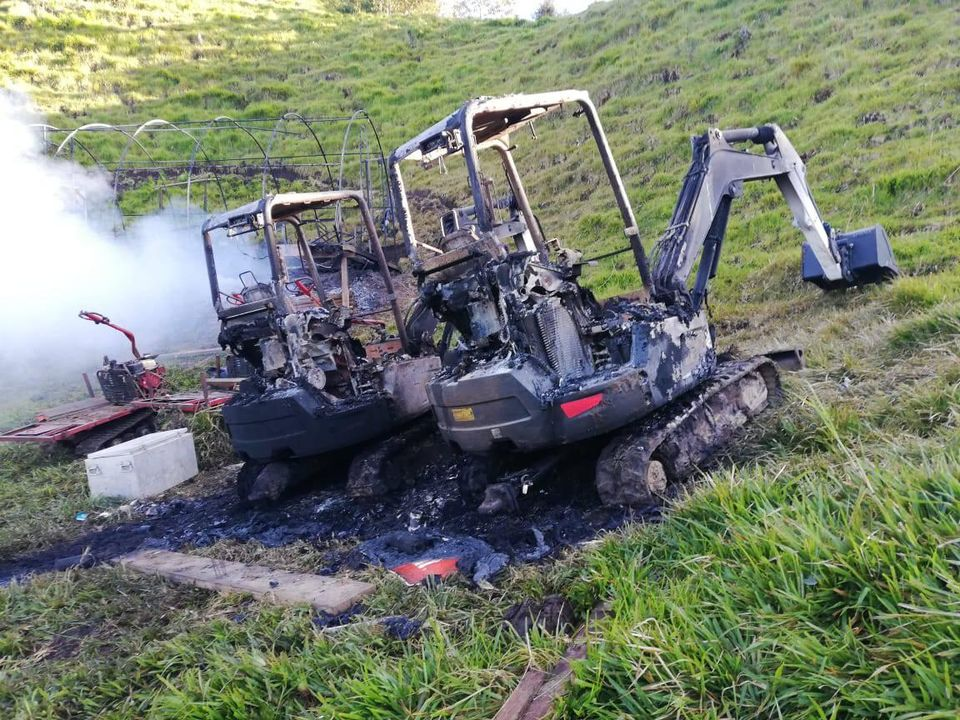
top-left (0, 438), bottom-right (654, 585)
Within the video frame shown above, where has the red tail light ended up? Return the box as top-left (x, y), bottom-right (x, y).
top-left (560, 393), bottom-right (603, 418)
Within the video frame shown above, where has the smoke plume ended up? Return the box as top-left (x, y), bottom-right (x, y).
top-left (0, 91), bottom-right (246, 408)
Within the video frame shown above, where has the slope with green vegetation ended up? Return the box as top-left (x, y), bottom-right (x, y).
top-left (1, 0), bottom-right (959, 717)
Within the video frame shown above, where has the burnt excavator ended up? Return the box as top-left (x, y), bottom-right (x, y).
top-left (389, 90), bottom-right (898, 511)
top-left (202, 191), bottom-right (440, 502)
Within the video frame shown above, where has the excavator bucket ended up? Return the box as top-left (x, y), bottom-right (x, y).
top-left (802, 224), bottom-right (899, 290)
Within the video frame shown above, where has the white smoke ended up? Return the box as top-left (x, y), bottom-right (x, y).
top-left (0, 91), bottom-right (253, 404)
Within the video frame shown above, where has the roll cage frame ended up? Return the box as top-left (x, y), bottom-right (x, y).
top-left (202, 190), bottom-right (410, 352)
top-left (388, 90), bottom-right (863, 310)
top-left (387, 89), bottom-right (655, 290)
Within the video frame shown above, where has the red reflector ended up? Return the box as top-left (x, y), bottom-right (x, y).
top-left (560, 393), bottom-right (603, 419)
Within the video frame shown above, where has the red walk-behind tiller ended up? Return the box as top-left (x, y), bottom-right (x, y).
top-left (78, 311), bottom-right (166, 403)
top-left (0, 313), bottom-right (233, 455)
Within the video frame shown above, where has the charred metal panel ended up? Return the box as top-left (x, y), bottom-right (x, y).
top-left (632, 310), bottom-right (715, 407)
top-left (382, 355), bottom-right (442, 418)
top-left (223, 387), bottom-right (392, 462)
top-left (534, 299), bottom-right (593, 380)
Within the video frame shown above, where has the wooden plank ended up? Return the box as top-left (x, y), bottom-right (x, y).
top-left (492, 604), bottom-right (610, 720)
top-left (38, 397), bottom-right (108, 418)
top-left (340, 252), bottom-right (351, 308)
top-left (119, 549), bottom-right (374, 614)
top-left (133, 390), bottom-right (234, 412)
top-left (492, 670), bottom-right (549, 720)
top-left (203, 378), bottom-right (246, 389)
top-left (519, 642), bottom-right (588, 720)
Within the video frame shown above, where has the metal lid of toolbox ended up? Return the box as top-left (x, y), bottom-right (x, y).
top-left (86, 428), bottom-right (191, 459)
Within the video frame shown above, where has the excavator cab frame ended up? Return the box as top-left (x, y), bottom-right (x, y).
top-left (202, 191), bottom-right (437, 502)
top-left (203, 191), bottom-right (409, 350)
top-left (389, 89), bottom-right (654, 288)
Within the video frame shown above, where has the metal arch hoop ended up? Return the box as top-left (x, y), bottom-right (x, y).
top-left (338, 109), bottom-right (388, 190)
top-left (51, 123), bottom-right (155, 230)
top-left (194, 115), bottom-right (280, 202)
top-left (262, 112), bottom-right (338, 196)
top-left (264, 112), bottom-right (342, 242)
top-left (187, 116), bottom-right (264, 215)
top-left (338, 109), bottom-right (390, 230)
top-left (115, 118), bottom-right (227, 221)
top-left (54, 122), bottom-right (157, 175)
top-left (30, 123), bottom-right (62, 153)
top-left (54, 122), bottom-right (156, 168)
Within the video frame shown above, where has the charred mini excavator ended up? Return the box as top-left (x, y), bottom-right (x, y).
top-left (202, 191), bottom-right (440, 502)
top-left (389, 90), bottom-right (898, 511)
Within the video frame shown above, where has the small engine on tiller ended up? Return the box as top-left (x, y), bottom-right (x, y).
top-left (79, 311), bottom-right (166, 404)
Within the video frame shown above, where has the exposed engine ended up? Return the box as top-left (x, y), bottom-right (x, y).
top-left (221, 300), bottom-right (396, 404)
top-left (79, 311), bottom-right (166, 404)
top-left (415, 207), bottom-right (716, 414)
top-left (96, 355), bottom-right (165, 404)
top-left (422, 241), bottom-right (639, 384)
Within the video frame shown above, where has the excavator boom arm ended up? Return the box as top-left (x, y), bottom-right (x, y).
top-left (651, 124), bottom-right (898, 309)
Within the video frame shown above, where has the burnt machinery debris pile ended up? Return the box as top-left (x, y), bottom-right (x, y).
top-left (2, 94), bottom-right (899, 587)
top-left (391, 90), bottom-right (898, 513)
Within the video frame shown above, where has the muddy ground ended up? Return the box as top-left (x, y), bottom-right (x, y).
top-left (0, 436), bottom-right (652, 585)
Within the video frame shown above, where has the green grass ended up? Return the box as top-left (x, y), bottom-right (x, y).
top-left (0, 445), bottom-right (107, 559)
top-left (1, 0), bottom-right (960, 717)
top-left (565, 440), bottom-right (960, 718)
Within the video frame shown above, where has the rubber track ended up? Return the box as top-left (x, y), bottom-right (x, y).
top-left (346, 418), bottom-right (436, 496)
top-left (595, 355), bottom-right (780, 505)
top-left (72, 409), bottom-right (156, 456)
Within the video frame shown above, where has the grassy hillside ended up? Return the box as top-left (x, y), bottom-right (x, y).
top-left (5, 0), bottom-right (959, 304)
top-left (1, 0), bottom-right (959, 717)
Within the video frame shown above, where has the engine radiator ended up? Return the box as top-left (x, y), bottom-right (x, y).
top-left (535, 300), bottom-right (594, 380)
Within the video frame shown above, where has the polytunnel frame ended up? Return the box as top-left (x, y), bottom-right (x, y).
top-left (33, 112), bottom-right (392, 235)
top-left (262, 110), bottom-right (391, 246)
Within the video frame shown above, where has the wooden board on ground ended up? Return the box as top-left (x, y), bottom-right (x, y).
top-left (118, 549), bottom-right (374, 614)
top-left (203, 378), bottom-right (246, 389)
top-left (493, 604), bottom-right (609, 720)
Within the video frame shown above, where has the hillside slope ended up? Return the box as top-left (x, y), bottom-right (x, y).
top-left (3, 0), bottom-right (958, 305)
top-left (1, 1), bottom-right (959, 718)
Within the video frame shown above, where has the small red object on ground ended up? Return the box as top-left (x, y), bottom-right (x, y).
top-left (391, 557), bottom-right (459, 585)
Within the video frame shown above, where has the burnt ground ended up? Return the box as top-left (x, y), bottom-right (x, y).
top-left (0, 435), bottom-right (653, 585)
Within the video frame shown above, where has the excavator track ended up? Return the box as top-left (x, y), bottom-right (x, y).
top-left (233, 420), bottom-right (437, 504)
top-left (595, 355), bottom-right (780, 506)
top-left (346, 419), bottom-right (436, 497)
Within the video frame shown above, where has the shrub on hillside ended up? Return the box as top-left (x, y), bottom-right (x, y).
top-left (338, 0), bottom-right (437, 14)
top-left (534, 0), bottom-right (556, 19)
